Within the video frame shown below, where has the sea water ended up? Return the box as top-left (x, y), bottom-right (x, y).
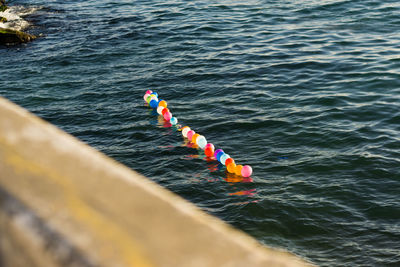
top-left (1, 0), bottom-right (399, 265)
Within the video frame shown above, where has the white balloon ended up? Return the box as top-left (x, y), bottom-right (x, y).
top-left (197, 135), bottom-right (207, 149)
top-left (182, 127), bottom-right (191, 138)
top-left (157, 106), bottom-right (164, 115)
top-left (170, 117), bottom-right (178, 125)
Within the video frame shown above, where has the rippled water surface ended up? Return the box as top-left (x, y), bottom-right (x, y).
top-left (1, 0), bottom-right (400, 265)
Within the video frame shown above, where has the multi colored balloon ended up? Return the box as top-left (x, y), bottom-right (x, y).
top-left (143, 90), bottom-right (253, 177)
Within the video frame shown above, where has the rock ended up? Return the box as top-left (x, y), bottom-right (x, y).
top-left (0, 0), bottom-right (7, 12)
top-left (0, 1), bottom-right (38, 46)
top-left (0, 28), bottom-right (36, 45)
top-left (0, 0), bottom-right (7, 22)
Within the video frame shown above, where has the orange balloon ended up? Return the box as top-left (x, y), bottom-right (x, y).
top-left (161, 108), bottom-right (169, 115)
top-left (235, 165), bottom-right (243, 176)
top-left (204, 147), bottom-right (214, 157)
top-left (192, 133), bottom-right (200, 144)
top-left (158, 100), bottom-right (167, 108)
top-left (227, 162), bottom-right (236, 173)
top-left (225, 158), bottom-right (235, 167)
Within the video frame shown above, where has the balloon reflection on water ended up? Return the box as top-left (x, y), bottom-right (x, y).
top-left (144, 90), bottom-right (253, 178)
top-left (148, 90), bottom-right (256, 202)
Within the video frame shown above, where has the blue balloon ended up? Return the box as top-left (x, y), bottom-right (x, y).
top-left (216, 151), bottom-right (225, 162)
top-left (214, 149), bottom-right (223, 158)
top-left (149, 99), bottom-right (159, 109)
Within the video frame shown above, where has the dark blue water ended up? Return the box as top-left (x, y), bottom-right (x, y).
top-left (2, 0), bottom-right (400, 265)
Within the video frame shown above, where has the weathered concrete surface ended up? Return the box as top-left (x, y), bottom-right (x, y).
top-left (0, 97), bottom-right (314, 267)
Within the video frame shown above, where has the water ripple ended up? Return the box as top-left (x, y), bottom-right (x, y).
top-left (1, 0), bottom-right (400, 266)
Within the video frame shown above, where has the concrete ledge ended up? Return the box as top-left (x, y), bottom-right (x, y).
top-left (0, 97), bottom-right (313, 267)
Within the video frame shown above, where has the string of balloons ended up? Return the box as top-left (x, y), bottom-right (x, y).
top-left (143, 90), bottom-right (253, 178)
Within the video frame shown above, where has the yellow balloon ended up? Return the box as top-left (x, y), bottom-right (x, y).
top-left (235, 165), bottom-right (243, 176)
top-left (159, 100), bottom-right (167, 108)
top-left (192, 133), bottom-right (200, 144)
top-left (227, 162), bottom-right (236, 173)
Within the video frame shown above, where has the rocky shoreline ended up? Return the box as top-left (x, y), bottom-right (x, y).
top-left (0, 27), bottom-right (36, 44)
top-left (0, 0), bottom-right (6, 12)
top-left (0, 0), bottom-right (37, 45)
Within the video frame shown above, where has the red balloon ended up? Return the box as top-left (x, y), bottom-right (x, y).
top-left (161, 108), bottom-right (169, 115)
top-left (225, 158), bottom-right (235, 167)
top-left (205, 147), bottom-right (214, 157)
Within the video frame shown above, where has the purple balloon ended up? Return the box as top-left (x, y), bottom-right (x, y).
top-left (214, 149), bottom-right (223, 158)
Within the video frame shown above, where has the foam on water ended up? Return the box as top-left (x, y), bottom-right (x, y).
top-left (0, 6), bottom-right (40, 31)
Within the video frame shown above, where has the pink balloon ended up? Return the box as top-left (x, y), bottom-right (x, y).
top-left (182, 126), bottom-right (191, 138)
top-left (241, 165), bottom-right (253, 177)
top-left (187, 130), bottom-right (195, 141)
top-left (143, 93), bottom-right (150, 101)
top-left (163, 111), bottom-right (172, 121)
top-left (146, 90), bottom-right (153, 95)
top-left (204, 143), bottom-right (215, 151)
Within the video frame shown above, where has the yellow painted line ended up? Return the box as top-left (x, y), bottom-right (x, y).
top-left (0, 138), bottom-right (154, 267)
